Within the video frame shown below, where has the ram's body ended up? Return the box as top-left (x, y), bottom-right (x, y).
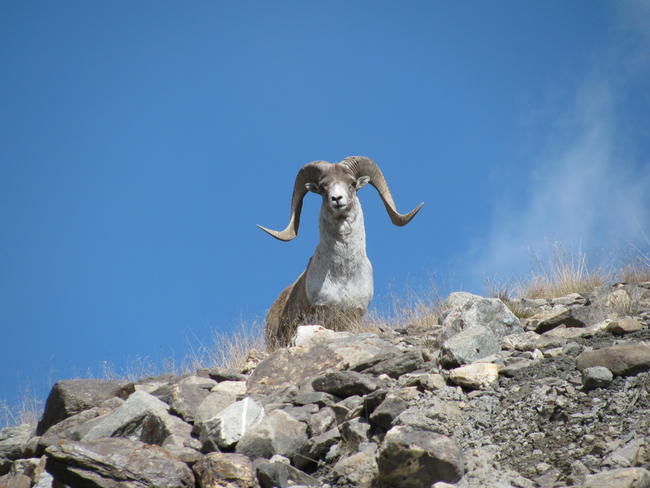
top-left (259, 156), bottom-right (423, 350)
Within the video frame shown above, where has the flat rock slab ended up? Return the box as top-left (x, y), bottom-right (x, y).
top-left (37, 379), bottom-right (134, 435)
top-left (576, 344), bottom-right (650, 376)
top-left (247, 334), bottom-right (398, 396)
top-left (449, 363), bottom-right (499, 390)
top-left (377, 425), bottom-right (464, 487)
top-left (608, 317), bottom-right (644, 334)
top-left (312, 371), bottom-right (383, 398)
top-left (45, 438), bottom-right (195, 488)
top-left (583, 467), bottom-right (650, 488)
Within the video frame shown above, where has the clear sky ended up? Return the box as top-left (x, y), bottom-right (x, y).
top-left (1, 1), bottom-right (649, 412)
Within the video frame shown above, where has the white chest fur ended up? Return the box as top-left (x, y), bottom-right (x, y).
top-left (305, 203), bottom-right (374, 309)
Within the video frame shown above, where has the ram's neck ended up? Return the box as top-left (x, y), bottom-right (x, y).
top-left (316, 202), bottom-right (367, 259)
top-left (306, 197), bottom-right (373, 309)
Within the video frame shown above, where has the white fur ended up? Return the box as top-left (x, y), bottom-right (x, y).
top-left (305, 194), bottom-right (373, 309)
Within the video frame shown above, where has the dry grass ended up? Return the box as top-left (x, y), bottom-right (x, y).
top-left (619, 263), bottom-right (650, 284)
top-left (186, 319), bottom-right (265, 372)
top-left (0, 386), bottom-right (41, 430)
top-left (365, 284), bottom-right (444, 338)
top-left (519, 246), bottom-right (609, 299)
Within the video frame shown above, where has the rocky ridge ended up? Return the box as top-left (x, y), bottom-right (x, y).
top-left (1, 281), bottom-right (650, 487)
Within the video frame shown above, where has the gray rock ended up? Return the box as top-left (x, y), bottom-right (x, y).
top-left (153, 377), bottom-right (213, 423)
top-left (294, 427), bottom-right (341, 471)
top-left (312, 371), bottom-right (382, 398)
top-left (608, 317), bottom-right (644, 334)
top-left (576, 344), bottom-right (650, 376)
top-left (339, 418), bottom-right (371, 451)
top-left (582, 366), bottom-right (614, 390)
top-left (211, 380), bottom-right (247, 398)
top-left (362, 389), bottom-right (388, 414)
top-left (525, 306), bottom-right (585, 333)
top-left (331, 395), bottom-right (364, 423)
top-left (440, 292), bottom-right (522, 340)
top-left (449, 363), bottom-right (499, 390)
top-left (247, 333), bottom-right (398, 396)
top-left (192, 452), bottom-right (257, 488)
top-left (395, 398), bottom-right (465, 438)
top-left (359, 350), bottom-right (425, 378)
top-left (36, 379), bottom-right (134, 435)
top-left (197, 367), bottom-right (247, 382)
top-left (307, 407), bottom-right (336, 436)
top-left (398, 372), bottom-right (447, 391)
top-left (195, 390), bottom-right (237, 425)
top-left (455, 446), bottom-right (535, 488)
top-left (377, 425), bottom-right (464, 487)
top-left (81, 390), bottom-right (192, 446)
top-left (236, 409), bottom-right (308, 460)
top-left (198, 397), bottom-right (265, 450)
top-left (332, 442), bottom-right (378, 487)
top-left (45, 438), bottom-right (195, 488)
top-left (292, 391), bottom-right (337, 407)
top-left (255, 459), bottom-right (322, 488)
top-left (571, 303), bottom-right (608, 328)
top-left (0, 424), bottom-right (33, 463)
top-left (440, 326), bottom-right (500, 367)
top-left (583, 467), bottom-right (650, 488)
top-left (38, 405), bottom-right (116, 449)
top-left (277, 404), bottom-right (318, 423)
top-left (370, 394), bottom-right (408, 430)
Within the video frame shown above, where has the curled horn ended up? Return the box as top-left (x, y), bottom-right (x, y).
top-left (341, 156), bottom-right (424, 226)
top-left (257, 161), bottom-right (329, 241)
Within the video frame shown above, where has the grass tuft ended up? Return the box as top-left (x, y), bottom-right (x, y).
top-left (187, 319), bottom-right (265, 372)
top-left (521, 245), bottom-right (609, 299)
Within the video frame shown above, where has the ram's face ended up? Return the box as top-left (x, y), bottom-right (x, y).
top-left (320, 174), bottom-right (357, 215)
top-left (306, 170), bottom-right (369, 217)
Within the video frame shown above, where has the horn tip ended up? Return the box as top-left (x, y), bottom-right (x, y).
top-left (257, 224), bottom-right (296, 242)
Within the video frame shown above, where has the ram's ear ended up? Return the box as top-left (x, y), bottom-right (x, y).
top-left (305, 182), bottom-right (321, 194)
top-left (355, 176), bottom-right (370, 190)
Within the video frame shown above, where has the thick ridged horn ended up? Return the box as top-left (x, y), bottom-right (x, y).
top-left (341, 156), bottom-right (424, 226)
top-left (257, 161), bottom-right (330, 241)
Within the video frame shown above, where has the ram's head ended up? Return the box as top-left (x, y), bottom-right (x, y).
top-left (258, 156), bottom-right (424, 241)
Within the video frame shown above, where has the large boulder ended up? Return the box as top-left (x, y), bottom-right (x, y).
top-left (377, 425), bottom-right (464, 487)
top-left (45, 438), bottom-right (195, 488)
top-left (37, 379), bottom-right (134, 435)
top-left (440, 292), bottom-right (522, 340)
top-left (247, 331), bottom-right (398, 395)
top-left (439, 293), bottom-right (522, 366)
top-left (236, 409), bottom-right (308, 460)
top-left (576, 344), bottom-right (650, 376)
top-left (80, 390), bottom-right (192, 446)
top-left (198, 397), bottom-right (265, 451)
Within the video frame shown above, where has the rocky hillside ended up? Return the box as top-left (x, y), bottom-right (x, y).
top-left (1, 281), bottom-right (650, 488)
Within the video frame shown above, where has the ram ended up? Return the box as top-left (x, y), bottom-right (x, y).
top-left (259, 156), bottom-right (423, 349)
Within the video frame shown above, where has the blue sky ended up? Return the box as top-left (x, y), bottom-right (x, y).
top-left (1, 1), bottom-right (649, 411)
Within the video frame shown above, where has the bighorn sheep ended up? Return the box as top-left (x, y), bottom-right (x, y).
top-left (259, 156), bottom-right (423, 349)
